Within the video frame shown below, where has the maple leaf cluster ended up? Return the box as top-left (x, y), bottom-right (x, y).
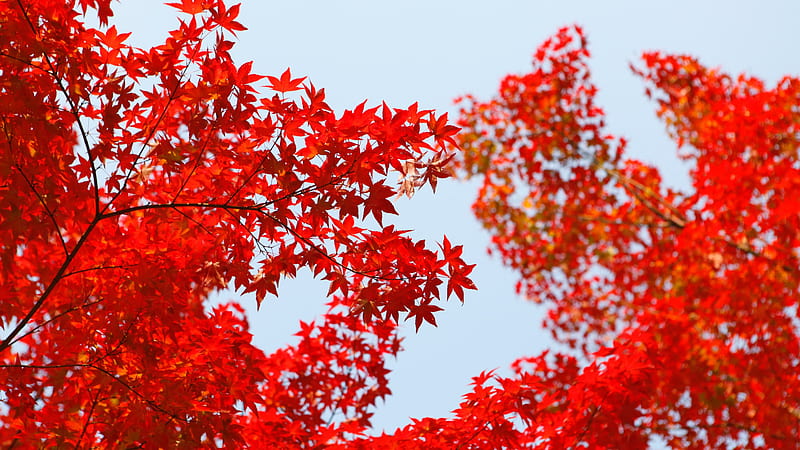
top-left (455, 25), bottom-right (800, 448)
top-left (0, 0), bottom-right (472, 446)
top-left (1, 0), bottom-right (799, 448)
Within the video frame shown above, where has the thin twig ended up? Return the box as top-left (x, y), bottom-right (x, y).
top-left (13, 164), bottom-right (70, 256)
top-left (14, 0), bottom-right (101, 215)
top-left (103, 33), bottom-right (208, 215)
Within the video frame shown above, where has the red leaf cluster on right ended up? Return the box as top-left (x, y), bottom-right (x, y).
top-left (445, 25), bottom-right (800, 448)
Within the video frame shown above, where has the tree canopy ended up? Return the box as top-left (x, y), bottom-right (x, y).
top-left (1, 1), bottom-right (798, 448)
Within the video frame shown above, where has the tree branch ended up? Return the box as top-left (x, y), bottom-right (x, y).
top-left (14, 0), bottom-right (101, 215)
top-left (0, 219), bottom-right (99, 353)
top-left (13, 164), bottom-right (69, 256)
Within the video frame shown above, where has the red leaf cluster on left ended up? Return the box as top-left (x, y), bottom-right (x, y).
top-left (0, 0), bottom-right (473, 446)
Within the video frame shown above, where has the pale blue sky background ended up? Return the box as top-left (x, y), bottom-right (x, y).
top-left (112, 0), bottom-right (800, 436)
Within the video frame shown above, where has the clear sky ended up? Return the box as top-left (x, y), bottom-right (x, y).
top-left (111, 0), bottom-right (800, 435)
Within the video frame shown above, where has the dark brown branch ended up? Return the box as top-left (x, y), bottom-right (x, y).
top-left (103, 33), bottom-right (208, 215)
top-left (170, 131), bottom-right (213, 203)
top-left (0, 219), bottom-right (99, 353)
top-left (103, 184), bottom-right (408, 283)
top-left (76, 387), bottom-right (101, 448)
top-left (260, 210), bottom-right (400, 282)
top-left (607, 167), bottom-right (687, 229)
top-left (13, 164), bottom-right (69, 256)
top-left (0, 359), bottom-right (185, 425)
top-left (12, 297), bottom-right (105, 347)
top-left (571, 404), bottom-right (602, 449)
top-left (14, 0), bottom-right (101, 215)
top-left (63, 264), bottom-right (137, 279)
top-left (223, 131), bottom-right (281, 205)
top-left (604, 162), bottom-right (796, 273)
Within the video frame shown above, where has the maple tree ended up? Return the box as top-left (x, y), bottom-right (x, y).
top-left (427, 25), bottom-right (799, 448)
top-left (0, 0), bottom-right (473, 446)
top-left (3, 0), bottom-right (799, 448)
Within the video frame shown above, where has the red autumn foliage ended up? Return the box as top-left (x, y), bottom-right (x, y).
top-left (0, 0), bottom-right (472, 446)
top-left (2, 1), bottom-right (798, 448)
top-left (451, 25), bottom-right (800, 449)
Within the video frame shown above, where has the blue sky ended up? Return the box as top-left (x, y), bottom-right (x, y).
top-left (112, 0), bottom-right (800, 435)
